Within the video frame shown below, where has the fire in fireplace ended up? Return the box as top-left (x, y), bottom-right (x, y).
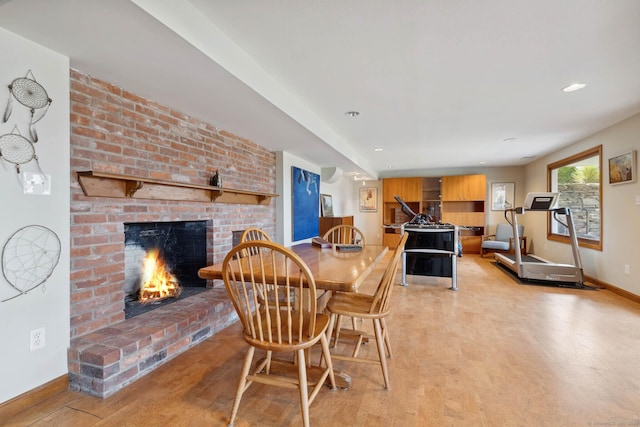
top-left (139, 248), bottom-right (181, 303)
top-left (124, 220), bottom-right (208, 318)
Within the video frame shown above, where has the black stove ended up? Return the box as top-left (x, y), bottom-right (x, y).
top-left (404, 222), bottom-right (456, 230)
top-left (401, 222), bottom-right (458, 290)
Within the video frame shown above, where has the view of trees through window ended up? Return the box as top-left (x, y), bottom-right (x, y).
top-left (547, 145), bottom-right (602, 250)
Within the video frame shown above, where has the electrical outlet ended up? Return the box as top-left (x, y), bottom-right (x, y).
top-left (30, 327), bottom-right (46, 351)
top-left (624, 265), bottom-right (630, 275)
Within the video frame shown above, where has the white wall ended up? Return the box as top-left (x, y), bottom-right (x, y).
top-left (352, 180), bottom-right (383, 246)
top-left (0, 28), bottom-right (70, 403)
top-left (523, 113), bottom-right (640, 295)
top-left (275, 152), bottom-right (384, 246)
top-left (317, 176), bottom-right (384, 245)
top-left (319, 176), bottom-right (355, 218)
top-left (482, 167), bottom-right (527, 234)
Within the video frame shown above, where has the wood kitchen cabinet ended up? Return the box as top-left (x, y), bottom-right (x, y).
top-left (381, 174), bottom-right (486, 252)
top-left (441, 174), bottom-right (486, 254)
top-left (382, 177), bottom-right (422, 248)
top-left (422, 177), bottom-right (441, 222)
top-left (382, 177), bottom-right (422, 202)
top-left (441, 174), bottom-right (486, 201)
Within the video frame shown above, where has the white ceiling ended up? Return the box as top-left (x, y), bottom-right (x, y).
top-left (1, 0), bottom-right (639, 180)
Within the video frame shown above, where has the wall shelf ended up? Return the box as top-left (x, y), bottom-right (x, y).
top-left (77, 171), bottom-right (278, 205)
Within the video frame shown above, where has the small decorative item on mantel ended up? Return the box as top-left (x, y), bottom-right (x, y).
top-left (210, 170), bottom-right (221, 187)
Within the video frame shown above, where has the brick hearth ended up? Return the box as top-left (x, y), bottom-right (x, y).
top-left (68, 287), bottom-right (235, 397)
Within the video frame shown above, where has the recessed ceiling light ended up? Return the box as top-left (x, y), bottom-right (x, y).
top-left (479, 161), bottom-right (487, 164)
top-left (374, 148), bottom-right (383, 152)
top-left (345, 111), bottom-right (360, 117)
top-left (503, 138), bottom-right (517, 143)
top-left (562, 83), bottom-right (586, 93)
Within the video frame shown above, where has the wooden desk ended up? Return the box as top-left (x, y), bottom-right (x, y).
top-left (198, 243), bottom-right (388, 293)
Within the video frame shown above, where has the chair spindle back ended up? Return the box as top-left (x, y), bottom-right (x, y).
top-left (323, 225), bottom-right (366, 246)
top-left (222, 240), bottom-right (318, 346)
top-left (370, 232), bottom-right (408, 314)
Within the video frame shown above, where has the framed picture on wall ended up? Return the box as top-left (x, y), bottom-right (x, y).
top-left (292, 167), bottom-right (320, 240)
top-left (608, 150), bottom-right (636, 185)
top-left (320, 193), bottom-right (334, 217)
top-left (491, 182), bottom-right (515, 211)
top-left (359, 187), bottom-right (378, 212)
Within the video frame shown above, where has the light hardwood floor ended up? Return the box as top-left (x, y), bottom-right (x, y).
top-left (4, 254), bottom-right (640, 426)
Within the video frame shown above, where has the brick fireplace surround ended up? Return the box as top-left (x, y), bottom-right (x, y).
top-left (69, 69), bottom-right (276, 397)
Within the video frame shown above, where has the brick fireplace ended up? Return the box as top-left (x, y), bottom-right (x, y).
top-left (123, 220), bottom-right (209, 318)
top-left (68, 70), bottom-right (276, 397)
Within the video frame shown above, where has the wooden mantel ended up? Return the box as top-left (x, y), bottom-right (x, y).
top-left (77, 171), bottom-right (278, 205)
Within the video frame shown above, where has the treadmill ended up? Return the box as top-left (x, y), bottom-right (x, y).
top-left (494, 192), bottom-right (592, 289)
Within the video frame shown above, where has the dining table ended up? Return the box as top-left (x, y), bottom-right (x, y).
top-left (197, 241), bottom-right (390, 390)
top-left (198, 242), bottom-right (389, 293)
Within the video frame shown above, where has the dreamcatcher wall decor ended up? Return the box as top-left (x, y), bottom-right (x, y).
top-left (0, 125), bottom-right (45, 176)
top-left (1, 225), bottom-right (61, 302)
top-left (3, 70), bottom-right (52, 142)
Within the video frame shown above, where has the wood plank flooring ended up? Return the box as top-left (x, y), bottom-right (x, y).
top-left (3, 254), bottom-right (640, 426)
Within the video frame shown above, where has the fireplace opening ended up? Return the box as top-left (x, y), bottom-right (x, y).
top-left (124, 220), bottom-right (208, 319)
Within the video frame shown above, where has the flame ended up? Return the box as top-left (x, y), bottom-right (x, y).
top-left (139, 249), bottom-right (181, 303)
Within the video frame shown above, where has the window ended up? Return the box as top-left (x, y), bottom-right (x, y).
top-left (547, 145), bottom-right (602, 250)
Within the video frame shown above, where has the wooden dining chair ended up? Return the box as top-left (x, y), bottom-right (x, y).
top-left (325, 232), bottom-right (408, 390)
top-left (322, 224), bottom-right (366, 329)
top-left (240, 227), bottom-right (295, 308)
top-left (322, 224), bottom-right (365, 246)
top-left (221, 240), bottom-right (336, 427)
top-left (240, 227), bottom-right (272, 256)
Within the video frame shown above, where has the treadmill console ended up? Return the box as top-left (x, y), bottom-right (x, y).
top-left (523, 192), bottom-right (559, 210)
